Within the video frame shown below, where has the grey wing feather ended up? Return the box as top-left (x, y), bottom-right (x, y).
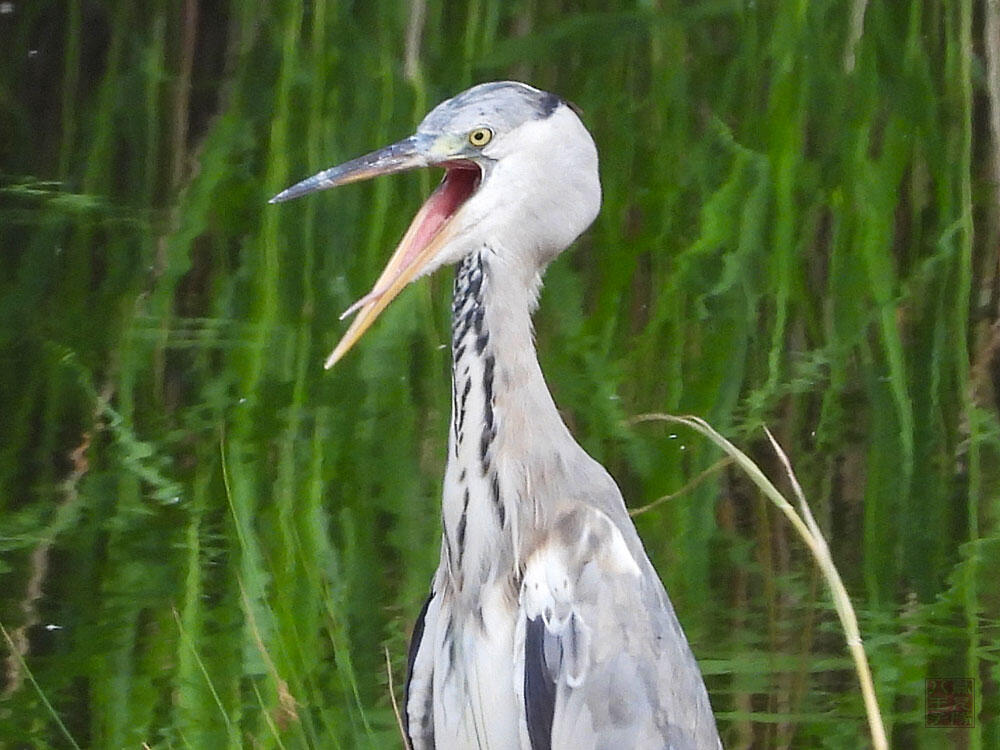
top-left (518, 504), bottom-right (722, 750)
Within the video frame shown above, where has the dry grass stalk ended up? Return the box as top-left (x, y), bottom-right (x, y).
top-left (633, 413), bottom-right (888, 750)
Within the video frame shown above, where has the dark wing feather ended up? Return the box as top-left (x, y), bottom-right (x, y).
top-left (524, 615), bottom-right (556, 750)
top-left (404, 590), bottom-right (435, 747)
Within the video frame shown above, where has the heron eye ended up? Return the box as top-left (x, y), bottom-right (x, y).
top-left (468, 127), bottom-right (493, 147)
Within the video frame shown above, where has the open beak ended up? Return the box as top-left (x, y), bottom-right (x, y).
top-left (270, 135), bottom-right (481, 368)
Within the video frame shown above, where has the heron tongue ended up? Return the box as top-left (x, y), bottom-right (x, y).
top-left (326, 165), bottom-right (480, 367)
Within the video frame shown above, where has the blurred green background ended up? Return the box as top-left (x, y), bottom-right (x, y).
top-left (2, 1), bottom-right (999, 747)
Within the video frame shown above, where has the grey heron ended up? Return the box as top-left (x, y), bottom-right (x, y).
top-left (272, 81), bottom-right (722, 750)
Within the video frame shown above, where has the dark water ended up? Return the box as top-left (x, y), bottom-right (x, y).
top-left (1, 1), bottom-right (998, 747)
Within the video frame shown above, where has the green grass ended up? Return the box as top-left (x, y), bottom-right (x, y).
top-left (1, 1), bottom-right (998, 747)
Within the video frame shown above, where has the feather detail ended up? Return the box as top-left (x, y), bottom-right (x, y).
top-left (524, 616), bottom-right (556, 750)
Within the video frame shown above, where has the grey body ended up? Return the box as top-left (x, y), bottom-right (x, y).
top-left (272, 81), bottom-right (722, 749)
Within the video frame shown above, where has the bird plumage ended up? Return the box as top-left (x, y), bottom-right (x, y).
top-left (272, 81), bottom-right (721, 750)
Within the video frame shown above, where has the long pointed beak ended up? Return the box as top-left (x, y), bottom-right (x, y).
top-left (269, 136), bottom-right (428, 203)
top-left (270, 135), bottom-right (480, 369)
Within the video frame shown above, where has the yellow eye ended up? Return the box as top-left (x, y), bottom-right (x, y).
top-left (468, 127), bottom-right (493, 147)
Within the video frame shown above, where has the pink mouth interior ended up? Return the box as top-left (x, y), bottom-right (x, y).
top-left (339, 164), bottom-right (482, 320)
top-left (409, 163), bottom-right (481, 255)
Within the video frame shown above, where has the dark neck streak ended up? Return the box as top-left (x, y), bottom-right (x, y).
top-left (443, 252), bottom-right (502, 594)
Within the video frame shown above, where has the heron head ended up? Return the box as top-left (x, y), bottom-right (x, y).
top-left (270, 81), bottom-right (602, 368)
